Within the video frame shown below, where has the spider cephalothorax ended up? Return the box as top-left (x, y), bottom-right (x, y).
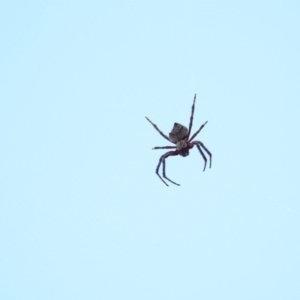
top-left (146, 94), bottom-right (212, 186)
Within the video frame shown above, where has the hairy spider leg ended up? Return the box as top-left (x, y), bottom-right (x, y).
top-left (187, 94), bottom-right (197, 139)
top-left (193, 141), bottom-right (212, 168)
top-left (188, 121), bottom-right (208, 142)
top-left (152, 146), bottom-right (176, 150)
top-left (145, 117), bottom-right (170, 142)
top-left (194, 144), bottom-right (207, 171)
top-left (155, 151), bottom-right (180, 186)
top-left (155, 155), bottom-right (169, 186)
top-left (161, 152), bottom-right (180, 186)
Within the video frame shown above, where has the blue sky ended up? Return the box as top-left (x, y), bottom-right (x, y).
top-left (1, 1), bottom-right (300, 299)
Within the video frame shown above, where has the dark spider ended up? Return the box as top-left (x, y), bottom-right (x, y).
top-left (145, 94), bottom-right (212, 186)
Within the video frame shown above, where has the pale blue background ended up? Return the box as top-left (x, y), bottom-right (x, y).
top-left (1, 1), bottom-right (300, 299)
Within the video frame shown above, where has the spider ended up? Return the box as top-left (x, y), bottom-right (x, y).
top-left (145, 94), bottom-right (212, 186)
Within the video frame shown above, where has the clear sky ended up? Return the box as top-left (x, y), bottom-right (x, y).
top-left (1, 1), bottom-right (300, 299)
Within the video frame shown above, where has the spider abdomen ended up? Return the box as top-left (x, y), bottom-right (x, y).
top-left (169, 123), bottom-right (188, 143)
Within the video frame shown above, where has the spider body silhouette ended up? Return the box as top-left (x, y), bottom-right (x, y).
top-left (146, 94), bottom-right (212, 186)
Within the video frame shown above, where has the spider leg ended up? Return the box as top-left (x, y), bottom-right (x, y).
top-left (193, 141), bottom-right (212, 168)
top-left (188, 121), bottom-right (208, 142)
top-left (162, 153), bottom-right (180, 186)
top-left (145, 117), bottom-right (170, 142)
top-left (152, 146), bottom-right (176, 150)
top-left (195, 144), bottom-right (207, 171)
top-left (187, 94), bottom-right (196, 139)
top-left (155, 151), bottom-right (180, 186)
top-left (155, 154), bottom-right (169, 186)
